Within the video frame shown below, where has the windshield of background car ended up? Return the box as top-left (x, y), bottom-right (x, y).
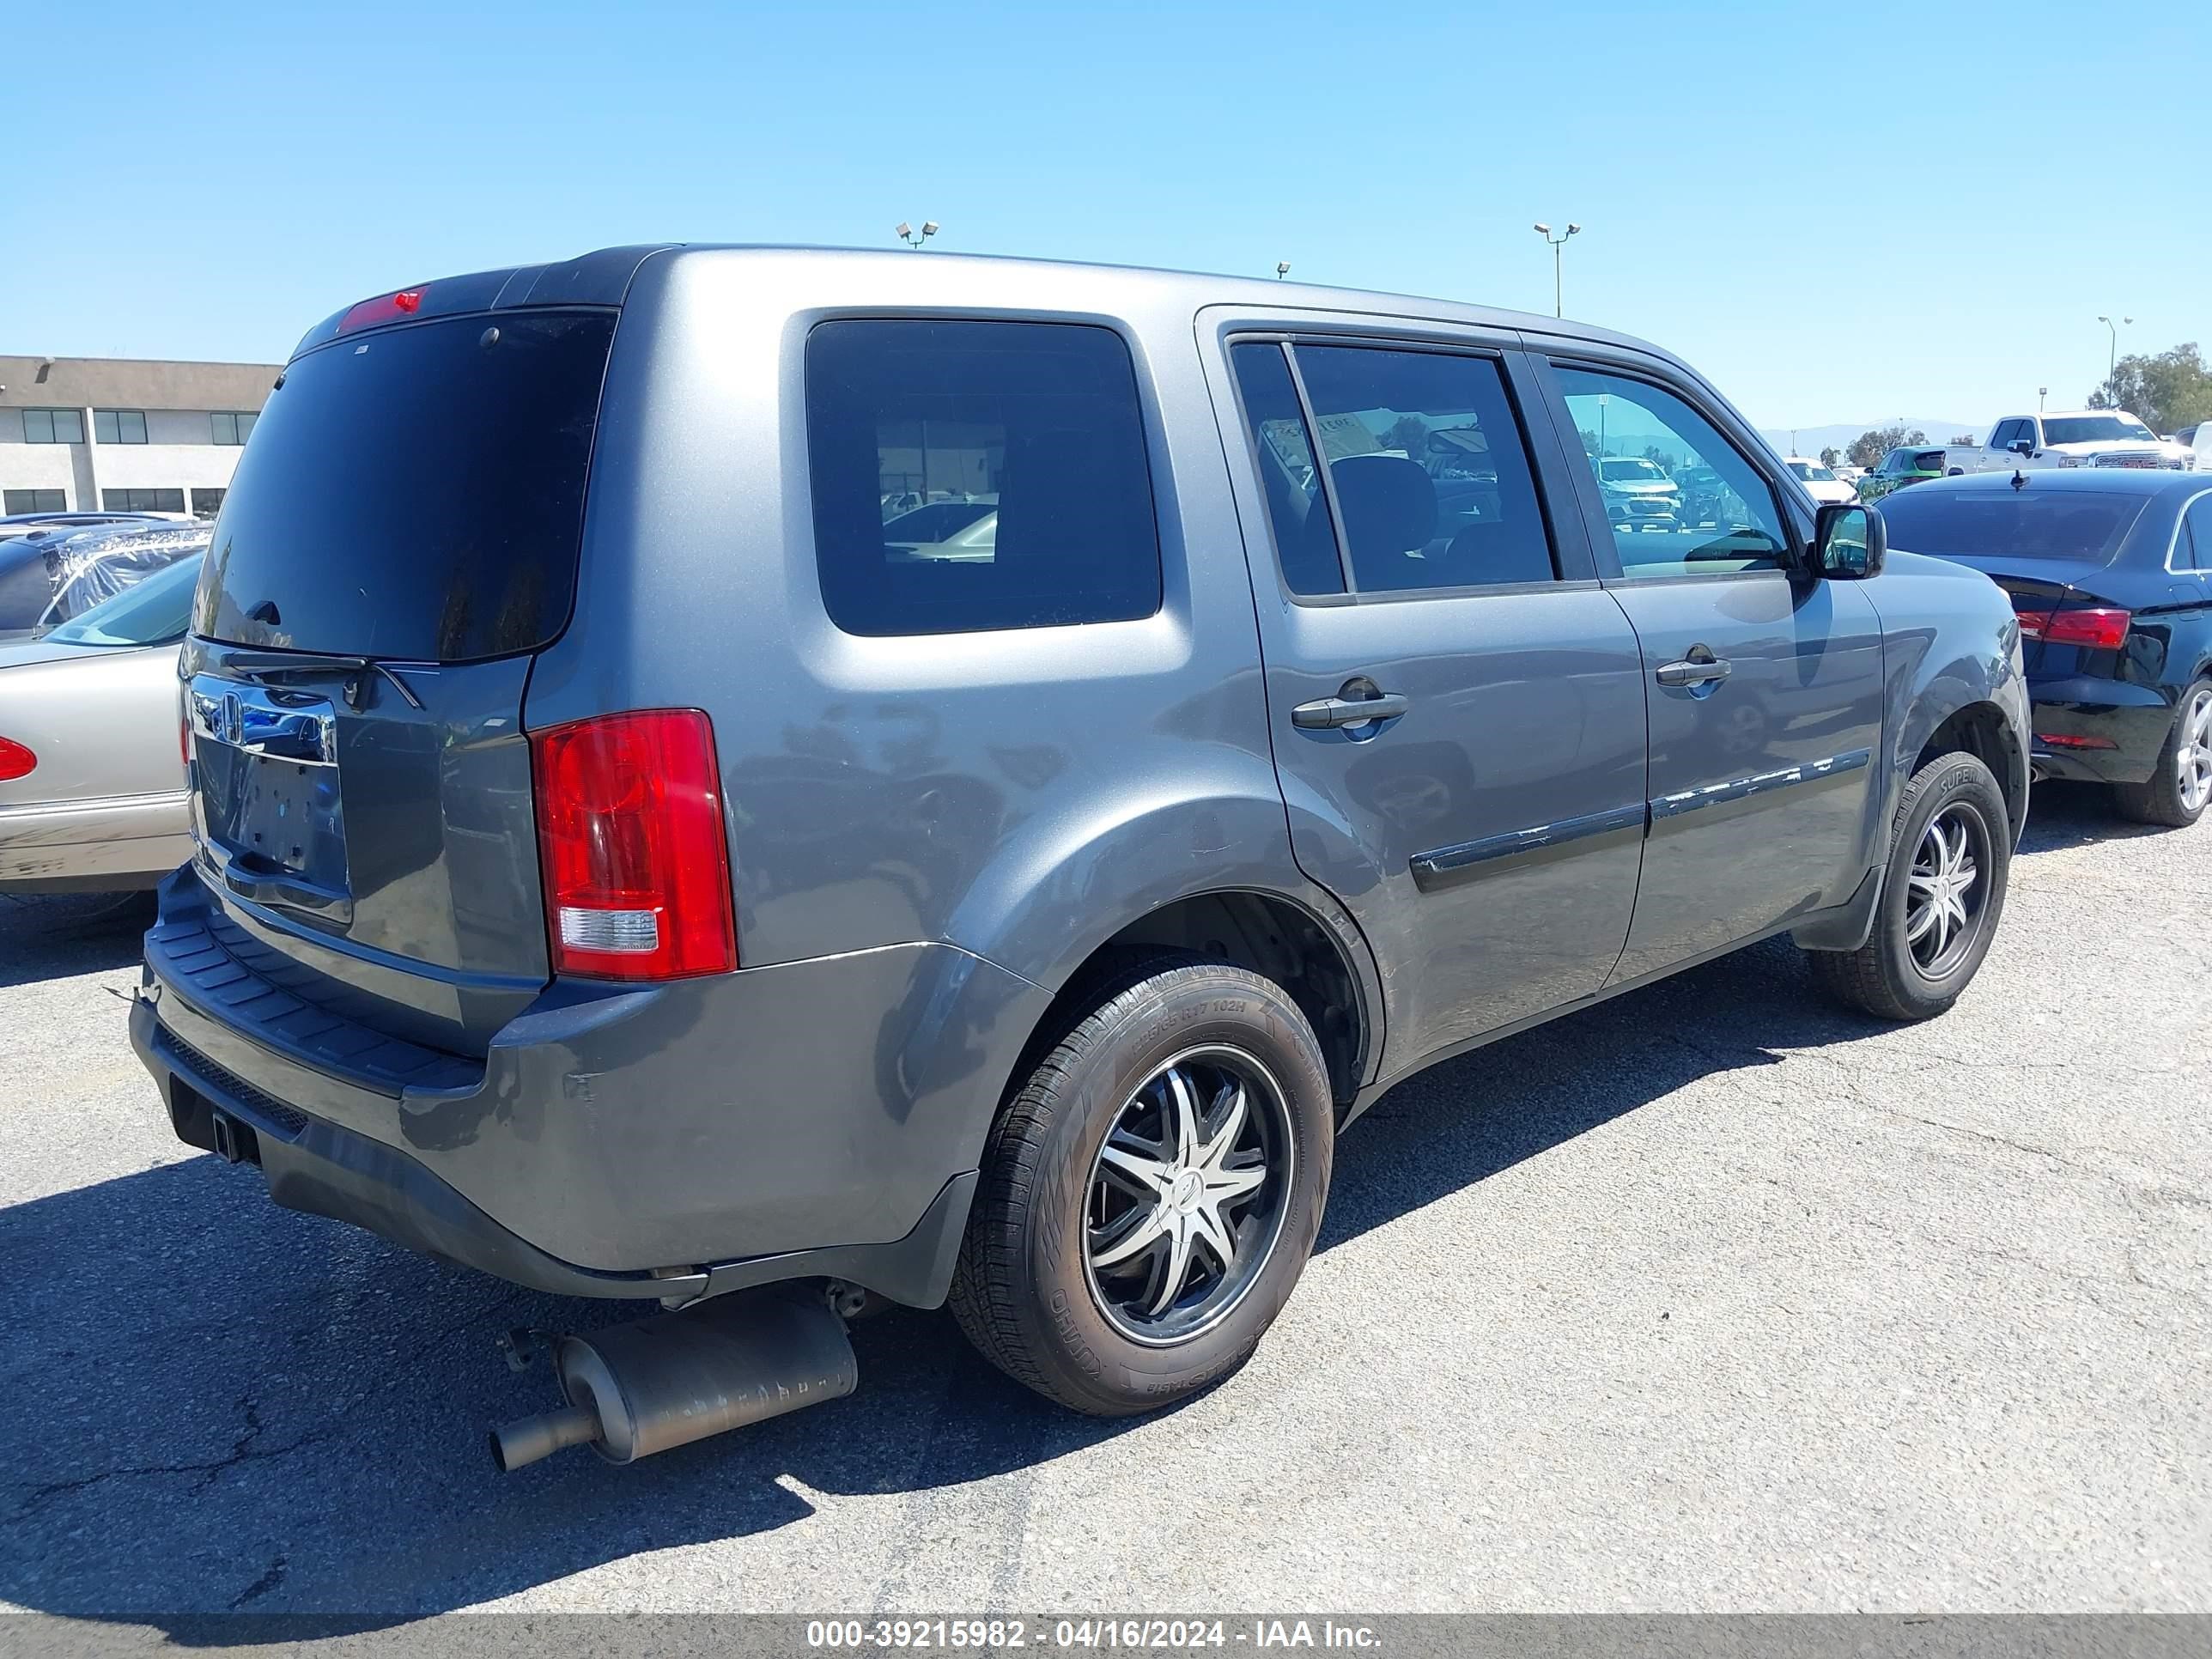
top-left (1789, 461), bottom-right (1838, 481)
top-left (1600, 459), bottom-right (1667, 482)
top-left (2043, 416), bottom-right (2155, 446)
top-left (1877, 489), bottom-right (2148, 564)
top-left (44, 552), bottom-right (205, 646)
top-left (197, 308), bottom-right (616, 662)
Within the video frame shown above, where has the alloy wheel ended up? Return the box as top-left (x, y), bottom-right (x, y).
top-left (1082, 1045), bottom-right (1293, 1347)
top-left (2177, 690), bottom-right (2212, 815)
top-left (1905, 804), bottom-right (1990, 977)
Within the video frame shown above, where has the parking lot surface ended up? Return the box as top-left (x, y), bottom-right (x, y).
top-left (1, 781), bottom-right (2206, 1621)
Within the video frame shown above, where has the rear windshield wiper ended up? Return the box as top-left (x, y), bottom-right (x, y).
top-left (218, 647), bottom-right (426, 710)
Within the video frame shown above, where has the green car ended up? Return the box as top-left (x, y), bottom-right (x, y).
top-left (1857, 445), bottom-right (1960, 502)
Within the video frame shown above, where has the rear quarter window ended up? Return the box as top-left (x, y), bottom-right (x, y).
top-left (804, 319), bottom-right (1163, 636)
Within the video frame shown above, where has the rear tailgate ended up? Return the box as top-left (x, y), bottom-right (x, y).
top-left (176, 302), bottom-right (619, 1056)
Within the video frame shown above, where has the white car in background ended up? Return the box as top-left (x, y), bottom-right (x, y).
top-left (1970, 410), bottom-right (2179, 472)
top-left (1782, 457), bottom-right (1857, 506)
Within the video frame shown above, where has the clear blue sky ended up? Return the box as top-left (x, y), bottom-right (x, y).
top-left (10, 1), bottom-right (2206, 431)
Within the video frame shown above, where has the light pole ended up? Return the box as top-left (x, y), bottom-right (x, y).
top-left (896, 220), bottom-right (939, 251)
top-left (2096, 315), bottom-right (2131, 387)
top-left (1275, 261), bottom-right (1291, 280)
top-left (1532, 222), bottom-right (1581, 319)
top-left (2038, 386), bottom-right (2047, 411)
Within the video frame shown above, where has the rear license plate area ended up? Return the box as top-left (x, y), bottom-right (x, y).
top-left (188, 678), bottom-right (353, 920)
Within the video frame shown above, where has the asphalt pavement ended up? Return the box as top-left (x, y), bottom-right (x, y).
top-left (2, 780), bottom-right (2205, 1621)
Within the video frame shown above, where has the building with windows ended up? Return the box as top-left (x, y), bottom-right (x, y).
top-left (0, 355), bottom-right (282, 519)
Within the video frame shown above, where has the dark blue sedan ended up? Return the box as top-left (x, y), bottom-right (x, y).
top-left (1879, 470), bottom-right (2212, 826)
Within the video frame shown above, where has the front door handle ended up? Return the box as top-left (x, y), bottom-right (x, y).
top-left (1291, 690), bottom-right (1411, 729)
top-left (1655, 648), bottom-right (1731, 688)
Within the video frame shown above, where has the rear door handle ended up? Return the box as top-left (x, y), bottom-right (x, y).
top-left (1655, 654), bottom-right (1731, 688)
top-left (1291, 691), bottom-right (1411, 729)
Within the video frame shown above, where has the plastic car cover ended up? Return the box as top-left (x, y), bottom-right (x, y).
top-left (26, 522), bottom-right (213, 629)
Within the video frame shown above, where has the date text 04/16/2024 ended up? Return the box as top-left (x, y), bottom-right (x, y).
top-left (805, 1620), bottom-right (1383, 1650)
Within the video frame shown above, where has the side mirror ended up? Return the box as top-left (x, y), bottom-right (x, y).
top-left (2009, 438), bottom-right (2035, 456)
top-left (1814, 501), bottom-right (1886, 580)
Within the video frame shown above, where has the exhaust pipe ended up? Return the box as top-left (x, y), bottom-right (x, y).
top-left (489, 1291), bottom-right (857, 1473)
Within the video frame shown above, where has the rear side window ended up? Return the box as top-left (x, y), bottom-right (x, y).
top-left (198, 309), bottom-right (615, 662)
top-left (1230, 341), bottom-right (1556, 596)
top-left (805, 319), bottom-right (1162, 636)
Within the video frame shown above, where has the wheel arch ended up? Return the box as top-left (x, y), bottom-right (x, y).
top-left (994, 884), bottom-right (1380, 1121)
top-left (1911, 697), bottom-right (2028, 841)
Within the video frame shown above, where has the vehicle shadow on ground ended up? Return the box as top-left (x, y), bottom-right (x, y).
top-left (0, 892), bottom-right (153, 989)
top-left (2014, 778), bottom-right (2189, 855)
top-left (2, 932), bottom-right (1903, 1627)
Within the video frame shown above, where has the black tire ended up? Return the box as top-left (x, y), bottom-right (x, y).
top-left (1808, 750), bottom-right (2011, 1022)
top-left (948, 955), bottom-right (1334, 1417)
top-left (2112, 681), bottom-right (2212, 829)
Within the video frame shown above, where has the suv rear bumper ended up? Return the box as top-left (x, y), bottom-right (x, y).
top-left (132, 868), bottom-right (1046, 1306)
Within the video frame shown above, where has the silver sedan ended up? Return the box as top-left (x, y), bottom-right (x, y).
top-left (0, 554), bottom-right (200, 894)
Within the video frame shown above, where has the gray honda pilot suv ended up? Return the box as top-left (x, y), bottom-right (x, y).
top-left (137, 246), bottom-right (2029, 1423)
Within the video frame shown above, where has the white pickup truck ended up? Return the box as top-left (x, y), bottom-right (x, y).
top-left (1965, 410), bottom-right (2186, 473)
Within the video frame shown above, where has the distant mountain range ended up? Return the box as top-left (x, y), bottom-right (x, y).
top-left (1758, 420), bottom-right (1985, 459)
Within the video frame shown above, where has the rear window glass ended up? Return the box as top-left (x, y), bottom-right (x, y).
top-left (805, 319), bottom-right (1162, 636)
top-left (1878, 489), bottom-right (2149, 563)
top-left (198, 310), bottom-right (615, 662)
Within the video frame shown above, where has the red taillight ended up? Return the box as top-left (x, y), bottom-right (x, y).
top-left (0, 737), bottom-right (34, 782)
top-left (2045, 607), bottom-right (2131, 649)
top-left (337, 285), bottom-right (429, 333)
top-left (2014, 606), bottom-right (2130, 649)
top-left (531, 709), bottom-right (736, 981)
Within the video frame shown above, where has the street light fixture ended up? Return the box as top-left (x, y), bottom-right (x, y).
top-left (1533, 222), bottom-right (1581, 319)
top-left (1275, 261), bottom-right (1291, 280)
top-left (896, 221), bottom-right (939, 252)
top-left (2095, 315), bottom-right (2132, 386)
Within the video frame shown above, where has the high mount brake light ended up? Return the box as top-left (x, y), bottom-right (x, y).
top-left (336, 286), bottom-right (429, 334)
top-left (531, 709), bottom-right (737, 981)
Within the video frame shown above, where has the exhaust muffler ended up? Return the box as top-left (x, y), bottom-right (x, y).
top-left (489, 1291), bottom-right (857, 1473)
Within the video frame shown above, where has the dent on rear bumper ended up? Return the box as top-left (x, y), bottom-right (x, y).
top-left (136, 870), bottom-right (1051, 1285)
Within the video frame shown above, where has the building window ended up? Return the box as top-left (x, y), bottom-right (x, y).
top-left (102, 488), bottom-right (185, 513)
top-left (21, 408), bottom-right (86, 445)
top-left (210, 411), bottom-right (258, 446)
top-left (5, 489), bottom-right (69, 514)
top-left (191, 488), bottom-right (226, 519)
top-left (94, 410), bottom-right (149, 445)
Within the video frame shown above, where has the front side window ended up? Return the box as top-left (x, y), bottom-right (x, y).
top-left (805, 319), bottom-right (1162, 636)
top-left (21, 408), bottom-right (85, 445)
top-left (1556, 367), bottom-right (1788, 576)
top-left (94, 410), bottom-right (149, 445)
